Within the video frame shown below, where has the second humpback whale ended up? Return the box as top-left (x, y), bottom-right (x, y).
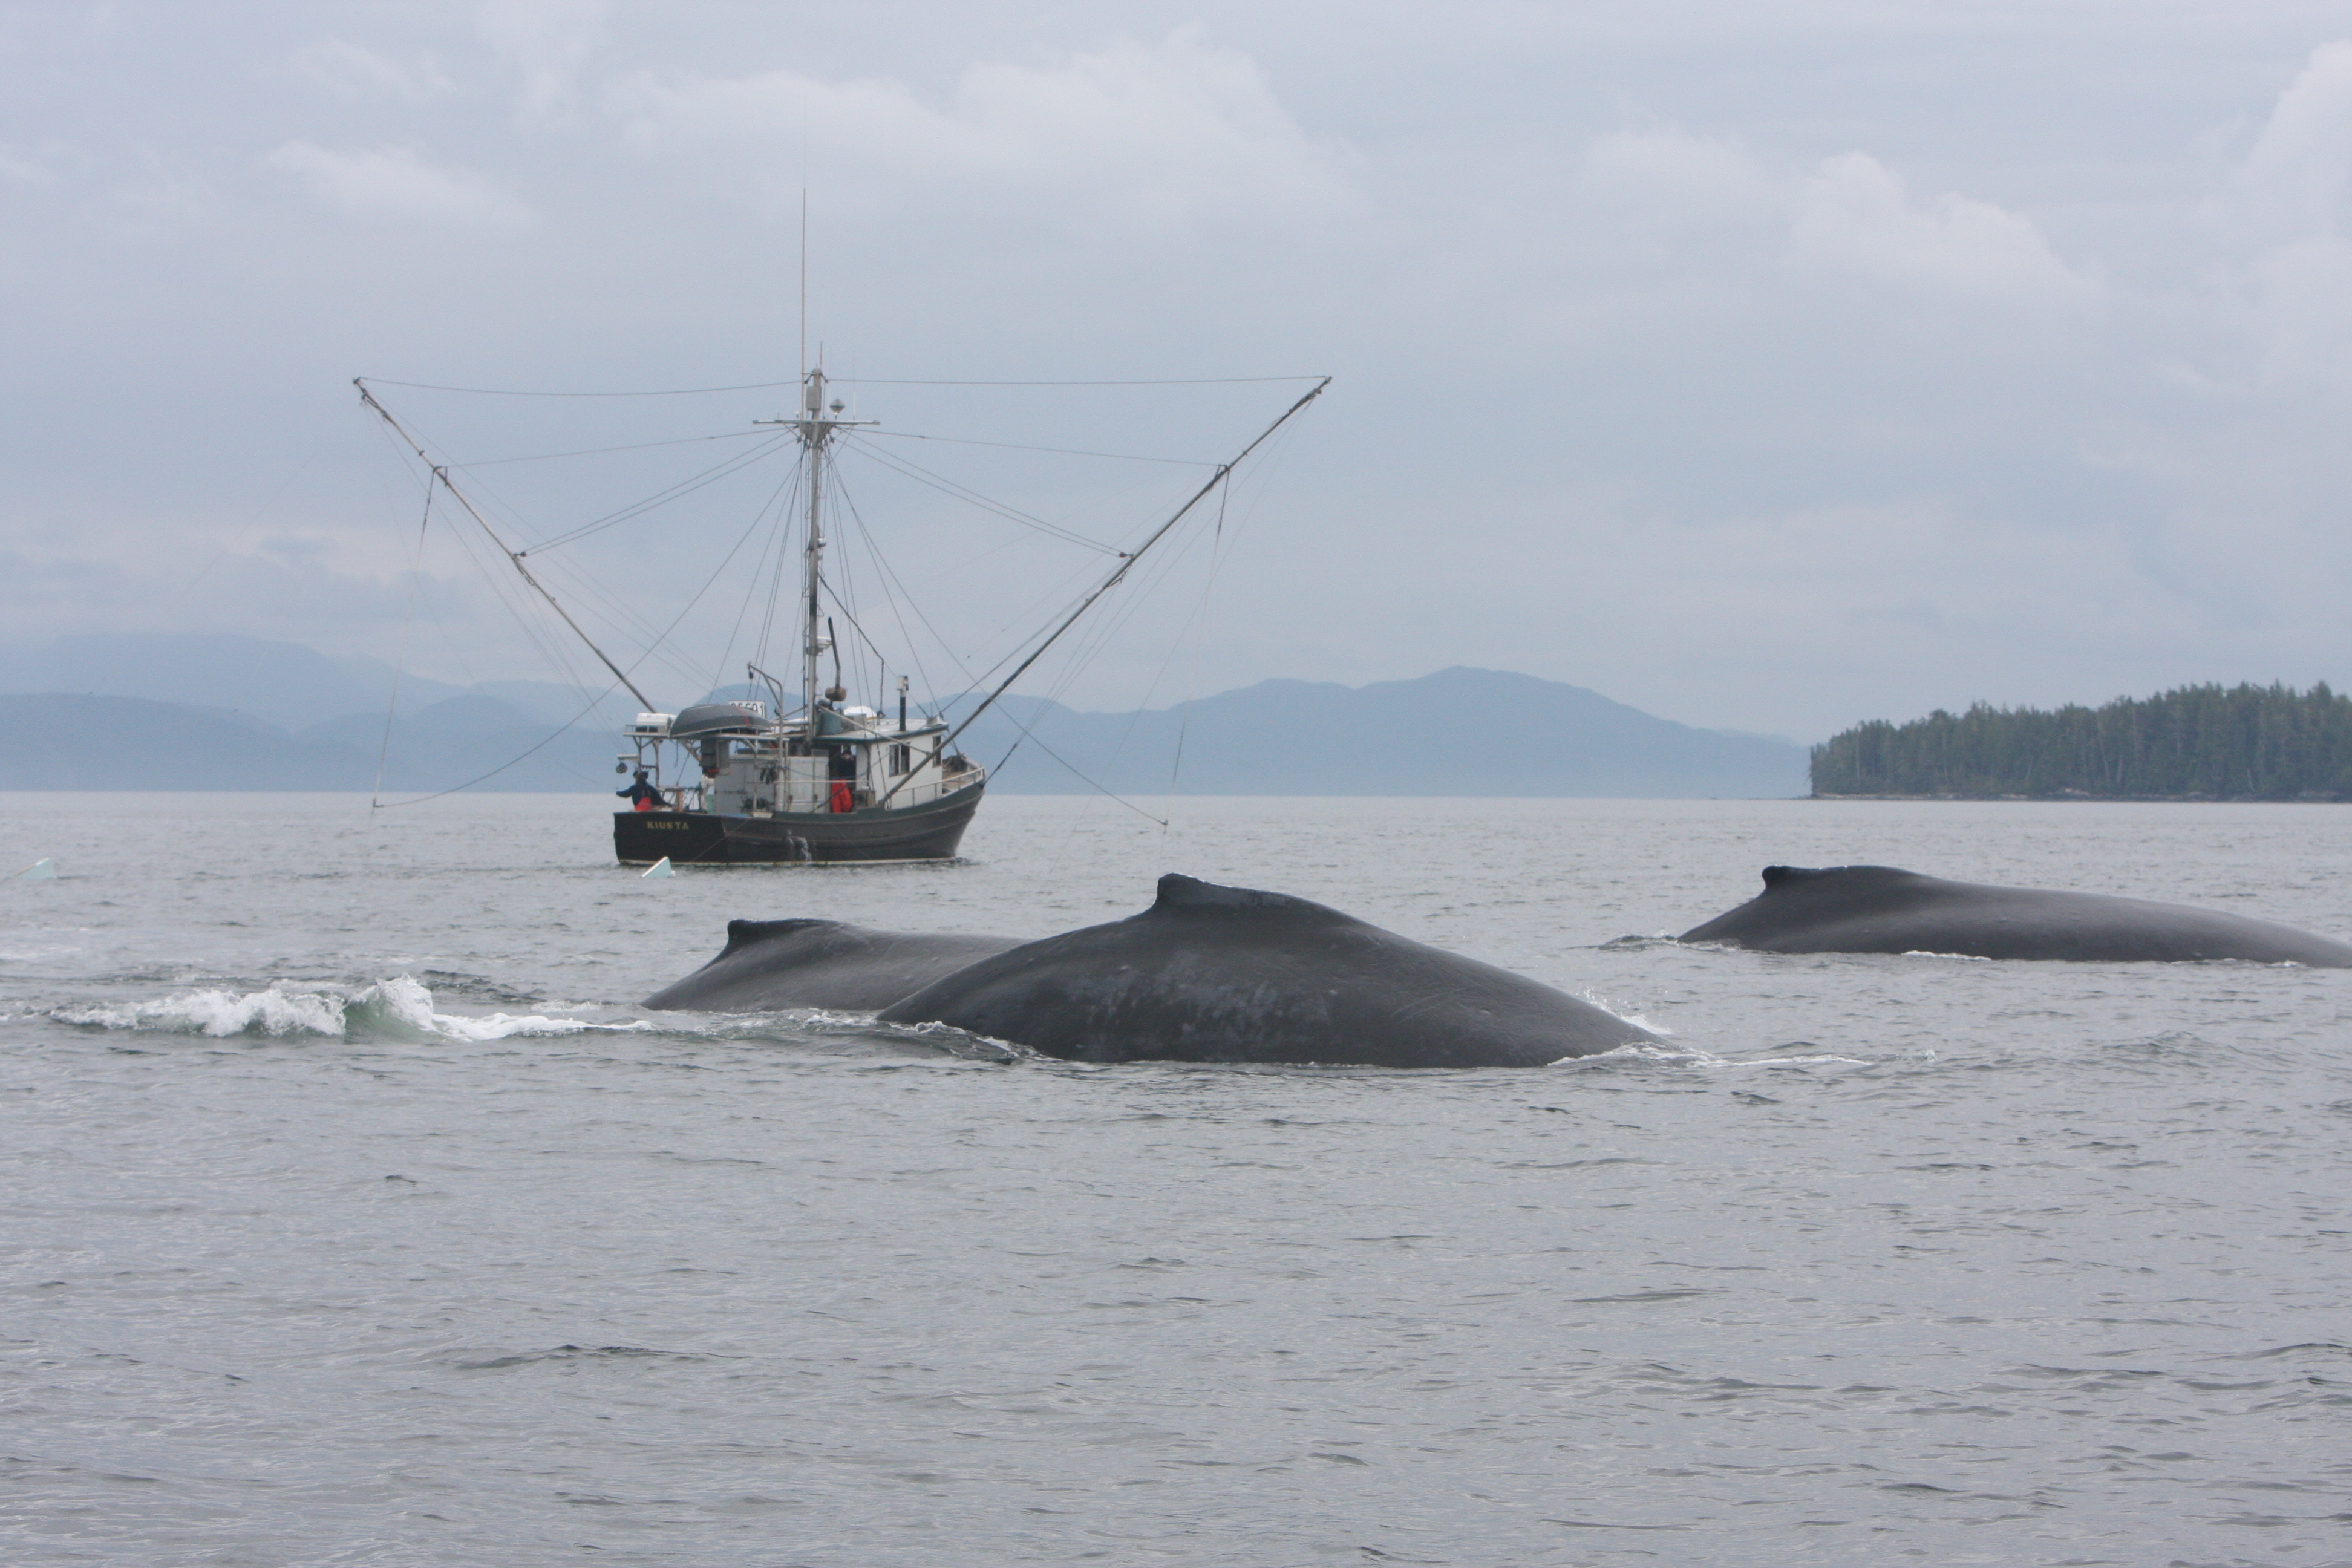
top-left (1680, 864), bottom-right (2352, 965)
top-left (643, 920), bottom-right (1020, 1012)
top-left (879, 873), bottom-right (1661, 1067)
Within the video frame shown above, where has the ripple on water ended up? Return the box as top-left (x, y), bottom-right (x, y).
top-left (2, 794), bottom-right (2350, 1566)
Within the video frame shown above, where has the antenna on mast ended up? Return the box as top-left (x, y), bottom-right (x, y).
top-left (798, 189), bottom-right (808, 380)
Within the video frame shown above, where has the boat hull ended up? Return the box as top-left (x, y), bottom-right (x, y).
top-left (613, 780), bottom-right (984, 866)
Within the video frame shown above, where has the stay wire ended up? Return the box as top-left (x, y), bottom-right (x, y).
top-left (1015, 423), bottom-right (1293, 819)
top-left (831, 468), bottom-right (949, 709)
top-left (961, 492), bottom-right (1241, 826)
top-left (359, 446), bottom-right (612, 805)
top-left (367, 430), bottom-right (552, 680)
top-left (369, 419), bottom-right (642, 695)
top-left (1168, 480), bottom-right (1238, 822)
top-left (521, 430), bottom-right (797, 554)
top-left (839, 375), bottom-right (1325, 387)
top-left (858, 428), bottom-right (1216, 467)
top-left (668, 461), bottom-right (800, 701)
top-left (842, 434), bottom-right (1118, 554)
top-left (369, 679), bottom-right (629, 808)
top-left (735, 454), bottom-right (806, 691)
top-left (374, 423), bottom-right (623, 710)
top-left (371, 479), bottom-right (436, 808)
top-left (360, 377), bottom-right (797, 398)
top-left (977, 699), bottom-right (1168, 829)
top-left (380, 517), bottom-right (749, 805)
top-left (457, 428), bottom-right (769, 466)
top-left (358, 373), bottom-right (1324, 396)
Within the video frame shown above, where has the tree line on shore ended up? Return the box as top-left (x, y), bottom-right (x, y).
top-left (1811, 682), bottom-right (2352, 799)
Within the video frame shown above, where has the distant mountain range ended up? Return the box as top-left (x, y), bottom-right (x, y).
top-left (0, 634), bottom-right (1807, 797)
top-left (943, 667), bottom-right (1805, 797)
top-left (0, 635), bottom-right (634, 793)
top-left (0, 633), bottom-right (616, 733)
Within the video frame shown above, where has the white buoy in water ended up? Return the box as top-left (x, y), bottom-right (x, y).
top-left (18, 858), bottom-right (56, 881)
top-left (641, 857), bottom-right (675, 879)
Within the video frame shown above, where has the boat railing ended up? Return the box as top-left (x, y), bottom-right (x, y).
top-left (751, 762), bottom-right (983, 815)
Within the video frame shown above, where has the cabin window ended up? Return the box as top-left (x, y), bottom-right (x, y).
top-left (889, 743), bottom-right (912, 776)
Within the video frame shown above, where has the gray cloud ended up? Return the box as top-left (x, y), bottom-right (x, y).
top-left (266, 141), bottom-right (531, 226)
top-left (2, 4), bottom-right (2350, 740)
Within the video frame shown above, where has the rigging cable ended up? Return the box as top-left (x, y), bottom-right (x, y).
top-left (371, 477), bottom-right (437, 808)
top-left (356, 381), bottom-right (656, 713)
top-left (668, 456), bottom-right (803, 702)
top-left (728, 454), bottom-right (807, 694)
top-left (367, 416), bottom-right (607, 699)
top-left (359, 422), bottom-right (639, 805)
top-left (1164, 480), bottom-right (1233, 817)
top-left (975, 703), bottom-right (1169, 829)
top-left (370, 402), bottom-right (751, 701)
top-left (368, 680), bottom-right (629, 808)
top-left (517, 430), bottom-right (797, 554)
top-left (357, 374), bottom-right (1325, 395)
top-left (856, 434), bottom-right (1220, 580)
top-left (838, 376), bottom-right (1325, 387)
top-left (858, 428), bottom-right (1217, 466)
top-left (829, 466), bottom-right (951, 710)
top-left (358, 377), bottom-right (799, 398)
top-left (377, 521), bottom-right (772, 807)
top-left (875, 376), bottom-right (1330, 809)
top-left (354, 388), bottom-right (808, 799)
top-left (455, 428), bottom-right (769, 466)
top-left (841, 433), bottom-right (1120, 554)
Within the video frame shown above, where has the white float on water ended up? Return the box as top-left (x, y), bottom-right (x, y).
top-left (641, 857), bottom-right (675, 879)
top-left (18, 858), bottom-right (56, 881)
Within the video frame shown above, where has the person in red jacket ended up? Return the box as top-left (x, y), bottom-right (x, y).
top-left (827, 744), bottom-right (858, 812)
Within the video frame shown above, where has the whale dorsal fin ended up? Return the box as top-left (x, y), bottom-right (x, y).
top-left (1760, 864), bottom-right (1916, 890)
top-left (1152, 873), bottom-right (1350, 920)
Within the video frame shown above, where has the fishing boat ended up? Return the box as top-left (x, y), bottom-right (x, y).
top-left (607, 367), bottom-right (989, 865)
top-left (358, 366), bottom-right (1326, 866)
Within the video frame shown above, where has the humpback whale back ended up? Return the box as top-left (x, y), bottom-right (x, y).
top-left (881, 873), bottom-right (1659, 1068)
top-left (1684, 865), bottom-right (2352, 965)
top-left (644, 920), bottom-right (1021, 1012)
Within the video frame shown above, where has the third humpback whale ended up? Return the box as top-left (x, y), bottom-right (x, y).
top-left (1680, 865), bottom-right (2352, 965)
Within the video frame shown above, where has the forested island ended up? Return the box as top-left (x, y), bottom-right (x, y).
top-left (1811, 682), bottom-right (2352, 800)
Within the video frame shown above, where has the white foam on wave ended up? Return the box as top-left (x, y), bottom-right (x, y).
top-left (58, 985), bottom-right (350, 1037)
top-left (1723, 1051), bottom-right (1873, 1068)
top-left (1553, 1040), bottom-right (1713, 1069)
top-left (54, 974), bottom-right (638, 1042)
top-left (1579, 990), bottom-right (1671, 1037)
top-left (1553, 1040), bottom-right (1870, 1070)
top-left (1901, 950), bottom-right (1991, 962)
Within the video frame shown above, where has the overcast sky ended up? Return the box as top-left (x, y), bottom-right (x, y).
top-left (5, 1), bottom-right (2351, 740)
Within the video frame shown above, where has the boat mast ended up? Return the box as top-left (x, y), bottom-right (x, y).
top-left (769, 367), bottom-right (871, 725)
top-left (800, 368), bottom-right (829, 725)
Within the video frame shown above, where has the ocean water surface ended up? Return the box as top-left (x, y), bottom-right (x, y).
top-left (3, 792), bottom-right (2350, 1566)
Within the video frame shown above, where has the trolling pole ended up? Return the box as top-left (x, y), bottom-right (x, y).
top-left (875, 376), bottom-right (1330, 807)
top-left (356, 379), bottom-right (658, 714)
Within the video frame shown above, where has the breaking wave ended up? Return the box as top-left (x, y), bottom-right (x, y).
top-left (53, 975), bottom-right (638, 1043)
top-left (1558, 1039), bottom-right (1871, 1070)
top-left (1579, 989), bottom-right (1670, 1037)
